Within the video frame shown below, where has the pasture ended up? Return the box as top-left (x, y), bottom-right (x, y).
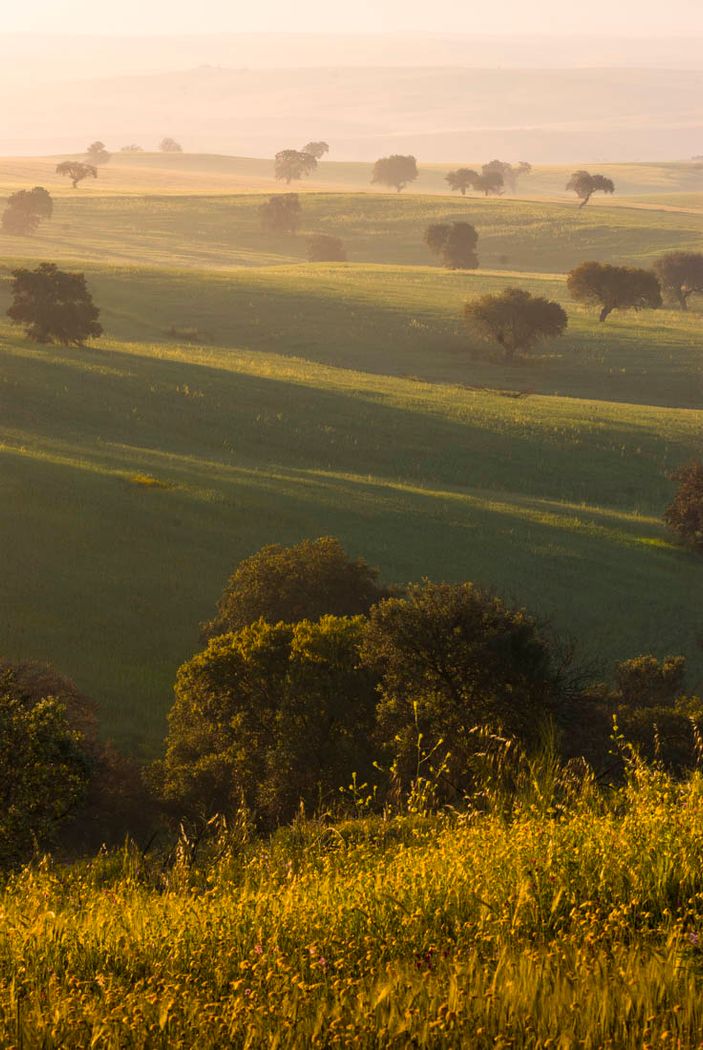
top-left (0, 155), bottom-right (701, 751)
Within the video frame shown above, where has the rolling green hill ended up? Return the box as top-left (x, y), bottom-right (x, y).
top-left (0, 175), bottom-right (701, 752)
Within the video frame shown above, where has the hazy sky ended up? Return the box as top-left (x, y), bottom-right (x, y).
top-left (7, 0), bottom-right (703, 36)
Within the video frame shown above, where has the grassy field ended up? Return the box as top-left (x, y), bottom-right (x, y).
top-left (5, 762), bottom-right (703, 1046)
top-left (0, 157), bottom-right (702, 751)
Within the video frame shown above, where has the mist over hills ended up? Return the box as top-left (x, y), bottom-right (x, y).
top-left (0, 33), bottom-right (701, 160)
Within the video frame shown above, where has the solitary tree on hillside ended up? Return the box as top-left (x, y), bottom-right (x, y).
top-left (665, 460), bottom-right (703, 552)
top-left (302, 141), bottom-right (329, 160)
top-left (7, 263), bottom-right (103, 346)
top-left (465, 287), bottom-right (567, 362)
top-left (2, 187), bottom-right (53, 236)
top-left (56, 161), bottom-right (97, 189)
top-left (566, 170), bottom-right (615, 207)
top-left (86, 141), bottom-right (110, 165)
top-left (424, 222), bottom-right (479, 269)
top-left (567, 261), bottom-right (662, 322)
top-left (275, 149), bottom-right (317, 184)
top-left (474, 170), bottom-right (504, 196)
top-left (483, 160), bottom-right (532, 193)
top-left (307, 233), bottom-right (347, 262)
top-left (653, 252), bottom-right (703, 311)
top-left (159, 137), bottom-right (183, 153)
top-left (445, 168), bottom-right (480, 196)
top-left (259, 193), bottom-right (302, 235)
top-left (371, 155), bottom-right (418, 193)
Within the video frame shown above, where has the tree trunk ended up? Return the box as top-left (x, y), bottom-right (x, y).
top-left (599, 305), bottom-right (613, 322)
top-left (679, 288), bottom-right (691, 311)
top-left (579, 193), bottom-right (592, 209)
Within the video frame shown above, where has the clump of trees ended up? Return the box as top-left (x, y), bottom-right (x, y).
top-left (160, 138), bottom-right (183, 153)
top-left (653, 252), bottom-right (703, 311)
top-left (567, 262), bottom-right (662, 322)
top-left (371, 155), bottom-right (418, 193)
top-left (424, 222), bottom-right (479, 269)
top-left (445, 162), bottom-right (531, 197)
top-left (465, 287), bottom-right (567, 361)
top-left (275, 149), bottom-right (317, 184)
top-left (664, 460), bottom-right (703, 552)
top-left (7, 263), bottom-right (103, 346)
top-left (56, 161), bottom-right (97, 189)
top-left (1, 187), bottom-right (52, 236)
top-left (566, 171), bottom-right (615, 207)
top-left (302, 141), bottom-right (329, 160)
top-left (86, 141), bottom-right (111, 165)
top-left (307, 234), bottom-right (347, 262)
top-left (202, 536), bottom-right (388, 640)
top-left (483, 160), bottom-right (532, 193)
top-left (121, 144), bottom-right (144, 152)
top-left (259, 193), bottom-right (302, 235)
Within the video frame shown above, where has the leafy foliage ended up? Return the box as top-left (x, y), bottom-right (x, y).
top-left (160, 137), bottom-right (183, 153)
top-left (55, 161), bottom-right (97, 188)
top-left (302, 141), bottom-right (329, 160)
top-left (371, 155), bottom-right (419, 193)
top-left (306, 233), bottom-right (347, 262)
top-left (86, 141), bottom-right (110, 165)
top-left (474, 170), bottom-right (504, 196)
top-left (465, 286), bottom-right (567, 360)
top-left (155, 616), bottom-right (377, 825)
top-left (567, 261), bottom-right (662, 321)
top-left (482, 160), bottom-right (532, 193)
top-left (445, 168), bottom-right (479, 195)
top-left (665, 460), bottom-right (703, 552)
top-left (653, 251), bottom-right (703, 310)
top-left (7, 262), bottom-right (103, 346)
top-left (274, 149), bottom-right (317, 184)
top-left (203, 536), bottom-right (387, 640)
top-left (424, 222), bottom-right (479, 269)
top-left (566, 170), bottom-right (615, 207)
top-left (258, 193), bottom-right (302, 234)
top-left (1, 186), bottom-right (52, 235)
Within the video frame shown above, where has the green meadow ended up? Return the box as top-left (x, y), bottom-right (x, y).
top-left (0, 154), bottom-right (702, 752)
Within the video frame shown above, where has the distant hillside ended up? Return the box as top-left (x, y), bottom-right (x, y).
top-left (1, 65), bottom-right (702, 161)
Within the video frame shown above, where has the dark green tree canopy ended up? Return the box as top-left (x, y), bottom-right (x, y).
top-left (275, 149), bottom-right (318, 184)
top-left (424, 222), bottom-right (479, 269)
top-left (361, 581), bottom-right (563, 797)
top-left (567, 261), bottom-right (662, 321)
top-left (86, 141), bottom-right (111, 165)
top-left (7, 262), bottom-right (103, 346)
top-left (259, 193), bottom-right (302, 235)
top-left (56, 161), bottom-right (97, 188)
top-left (203, 536), bottom-right (388, 640)
top-left (566, 170), bottom-right (615, 207)
top-left (2, 187), bottom-right (53, 235)
top-left (664, 460), bottom-right (703, 552)
top-left (302, 141), bottom-right (329, 160)
top-left (445, 168), bottom-right (480, 195)
top-left (371, 155), bottom-right (419, 193)
top-left (307, 233), bottom-right (347, 262)
top-left (653, 252), bottom-right (703, 310)
top-left (154, 616), bottom-right (378, 826)
top-left (465, 287), bottom-right (567, 361)
top-left (159, 137), bottom-right (183, 152)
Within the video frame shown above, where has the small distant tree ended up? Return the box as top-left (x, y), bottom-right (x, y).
top-left (653, 252), bottom-right (703, 311)
top-left (2, 187), bottom-right (53, 235)
top-left (465, 287), bottom-right (567, 362)
top-left (307, 233), bottom-right (347, 262)
top-left (665, 460), bottom-right (703, 552)
top-left (275, 149), bottom-right (317, 184)
top-left (474, 170), bottom-right (504, 196)
top-left (7, 263), bottom-right (103, 346)
top-left (120, 144), bottom-right (144, 152)
top-left (86, 141), bottom-right (110, 165)
top-left (566, 170), bottom-right (615, 207)
top-left (482, 160), bottom-right (532, 193)
top-left (424, 222), bottom-right (479, 269)
top-left (371, 155), bottom-right (418, 193)
top-left (259, 193), bottom-right (302, 235)
top-left (445, 168), bottom-right (479, 196)
top-left (160, 137), bottom-right (183, 153)
top-left (567, 261), bottom-right (662, 322)
top-left (302, 141), bottom-right (329, 160)
top-left (202, 536), bottom-right (388, 640)
top-left (56, 161), bottom-right (97, 188)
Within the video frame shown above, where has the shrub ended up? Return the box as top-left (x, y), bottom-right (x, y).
top-left (307, 233), bottom-right (347, 262)
top-left (665, 460), bottom-right (703, 551)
